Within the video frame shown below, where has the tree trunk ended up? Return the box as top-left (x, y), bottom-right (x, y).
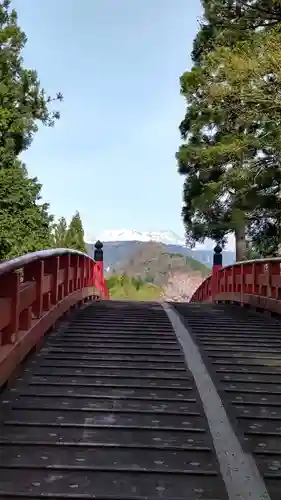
top-left (277, 227), bottom-right (281, 256)
top-left (235, 225), bottom-right (247, 262)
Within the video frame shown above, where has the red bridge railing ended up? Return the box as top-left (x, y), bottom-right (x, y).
top-left (191, 245), bottom-right (281, 315)
top-left (0, 240), bottom-right (109, 387)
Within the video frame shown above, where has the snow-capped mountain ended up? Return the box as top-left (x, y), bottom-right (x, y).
top-left (86, 229), bottom-right (236, 270)
top-left (95, 229), bottom-right (186, 247)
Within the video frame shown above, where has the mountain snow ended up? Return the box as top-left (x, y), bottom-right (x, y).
top-left (89, 228), bottom-right (235, 252)
top-left (94, 229), bottom-right (186, 246)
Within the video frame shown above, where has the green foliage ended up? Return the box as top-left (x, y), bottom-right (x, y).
top-left (131, 276), bottom-right (143, 291)
top-left (0, 0), bottom-right (62, 167)
top-left (201, 26), bottom-right (281, 256)
top-left (163, 251), bottom-right (209, 274)
top-left (205, 28), bottom-right (281, 147)
top-left (64, 211), bottom-right (87, 253)
top-left (247, 216), bottom-right (281, 258)
top-left (0, 161), bottom-right (53, 259)
top-left (51, 216), bottom-right (67, 248)
top-left (0, 0), bottom-right (62, 260)
top-left (106, 274), bottom-right (162, 301)
top-left (177, 0), bottom-right (281, 260)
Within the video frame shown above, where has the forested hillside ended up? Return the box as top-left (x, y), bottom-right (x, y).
top-left (107, 242), bottom-right (208, 301)
top-left (86, 240), bottom-right (235, 270)
top-left (112, 242), bottom-right (209, 287)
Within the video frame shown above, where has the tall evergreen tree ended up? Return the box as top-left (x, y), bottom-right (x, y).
top-left (0, 162), bottom-right (53, 259)
top-left (65, 211), bottom-right (87, 253)
top-left (200, 26), bottom-right (281, 256)
top-left (0, 0), bottom-right (62, 259)
top-left (52, 217), bottom-right (68, 248)
top-left (177, 0), bottom-right (281, 260)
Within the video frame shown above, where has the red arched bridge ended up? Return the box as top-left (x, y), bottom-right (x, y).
top-left (0, 242), bottom-right (280, 499)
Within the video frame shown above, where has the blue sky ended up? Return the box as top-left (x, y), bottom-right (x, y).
top-left (14, 0), bottom-right (203, 242)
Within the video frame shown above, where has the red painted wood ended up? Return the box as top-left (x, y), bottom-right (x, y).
top-left (191, 257), bottom-right (281, 314)
top-left (0, 248), bottom-right (109, 387)
top-left (211, 263), bottom-right (223, 302)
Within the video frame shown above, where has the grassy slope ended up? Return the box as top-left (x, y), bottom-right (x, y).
top-left (107, 275), bottom-right (162, 301)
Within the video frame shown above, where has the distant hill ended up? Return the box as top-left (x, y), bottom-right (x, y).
top-left (86, 240), bottom-right (235, 271)
top-left (111, 242), bottom-right (209, 287)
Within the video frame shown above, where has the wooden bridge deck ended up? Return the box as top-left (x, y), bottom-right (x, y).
top-left (0, 300), bottom-right (280, 499)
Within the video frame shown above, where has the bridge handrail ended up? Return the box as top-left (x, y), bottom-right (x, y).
top-left (220, 255), bottom-right (281, 269)
top-left (0, 243), bottom-right (109, 387)
top-left (190, 253), bottom-right (281, 315)
top-left (0, 248), bottom-right (92, 276)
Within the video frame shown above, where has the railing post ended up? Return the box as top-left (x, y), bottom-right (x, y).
top-left (44, 256), bottom-right (60, 306)
top-left (212, 243), bottom-right (222, 302)
top-left (1, 271), bottom-right (20, 344)
top-left (94, 240), bottom-right (104, 298)
top-left (24, 260), bottom-right (44, 319)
